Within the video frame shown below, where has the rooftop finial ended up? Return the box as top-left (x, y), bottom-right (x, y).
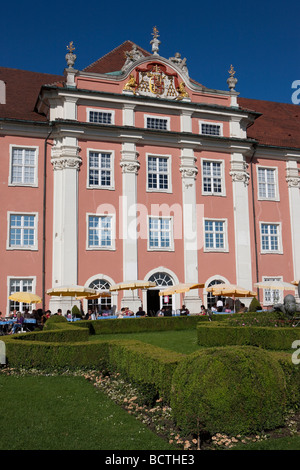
top-left (65, 41), bottom-right (77, 68)
top-left (227, 64), bottom-right (238, 91)
top-left (150, 26), bottom-right (161, 55)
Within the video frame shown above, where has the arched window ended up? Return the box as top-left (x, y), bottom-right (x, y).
top-left (149, 272), bottom-right (173, 287)
top-left (88, 279), bottom-right (111, 312)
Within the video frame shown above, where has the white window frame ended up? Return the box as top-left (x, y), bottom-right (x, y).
top-left (7, 212), bottom-right (38, 251)
top-left (86, 213), bottom-right (116, 251)
top-left (87, 149), bottom-right (115, 190)
top-left (7, 276), bottom-right (37, 316)
top-left (146, 153), bottom-right (172, 193)
top-left (9, 145), bottom-right (38, 187)
top-left (201, 159), bottom-right (226, 196)
top-left (86, 108), bottom-right (115, 125)
top-left (147, 216), bottom-right (174, 251)
top-left (199, 121), bottom-right (223, 137)
top-left (144, 115), bottom-right (170, 131)
top-left (262, 275), bottom-right (284, 305)
top-left (203, 218), bottom-right (228, 252)
top-left (259, 222), bottom-right (283, 254)
top-left (257, 166), bottom-right (280, 201)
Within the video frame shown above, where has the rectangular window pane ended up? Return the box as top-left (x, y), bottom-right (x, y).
top-left (89, 111), bottom-right (112, 124)
top-left (149, 217), bottom-right (172, 249)
top-left (11, 148), bottom-right (36, 185)
top-left (148, 156), bottom-right (169, 190)
top-left (201, 123), bottom-right (221, 136)
top-left (89, 152), bottom-right (112, 187)
top-left (88, 216), bottom-right (113, 248)
top-left (203, 161), bottom-right (222, 194)
top-left (204, 220), bottom-right (225, 250)
top-left (9, 214), bottom-right (36, 248)
top-left (146, 117), bottom-right (168, 130)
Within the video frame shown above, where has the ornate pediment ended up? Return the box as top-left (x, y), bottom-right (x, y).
top-left (123, 62), bottom-right (190, 101)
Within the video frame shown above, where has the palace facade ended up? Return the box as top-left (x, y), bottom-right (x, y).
top-left (1, 31), bottom-right (299, 315)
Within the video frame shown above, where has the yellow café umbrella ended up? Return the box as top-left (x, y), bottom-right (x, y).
top-left (207, 284), bottom-right (257, 297)
top-left (254, 280), bottom-right (296, 291)
top-left (109, 280), bottom-right (156, 291)
top-left (47, 285), bottom-right (99, 297)
top-left (159, 282), bottom-right (204, 296)
top-left (8, 292), bottom-right (42, 304)
top-left (76, 290), bottom-right (111, 300)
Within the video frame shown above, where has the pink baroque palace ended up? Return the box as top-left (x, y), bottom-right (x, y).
top-left (0, 29), bottom-right (299, 316)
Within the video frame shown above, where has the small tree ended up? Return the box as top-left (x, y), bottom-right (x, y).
top-left (72, 304), bottom-right (81, 318)
top-left (249, 297), bottom-right (262, 312)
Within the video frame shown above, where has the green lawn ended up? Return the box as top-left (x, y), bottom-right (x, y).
top-left (0, 374), bottom-right (176, 450)
top-left (89, 328), bottom-right (200, 354)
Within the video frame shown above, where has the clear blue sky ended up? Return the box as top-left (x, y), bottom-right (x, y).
top-left (1, 0), bottom-right (300, 103)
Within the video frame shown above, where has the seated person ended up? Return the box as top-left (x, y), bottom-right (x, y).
top-left (164, 307), bottom-right (172, 317)
top-left (10, 312), bottom-right (24, 334)
top-left (124, 307), bottom-right (134, 316)
top-left (136, 307), bottom-right (146, 316)
top-left (180, 305), bottom-right (189, 316)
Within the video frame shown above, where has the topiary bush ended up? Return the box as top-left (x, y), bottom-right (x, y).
top-left (170, 346), bottom-right (287, 436)
top-left (72, 305), bottom-right (82, 318)
top-left (249, 297), bottom-right (262, 312)
top-left (43, 314), bottom-right (67, 330)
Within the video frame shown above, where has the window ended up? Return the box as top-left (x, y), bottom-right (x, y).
top-left (262, 276), bottom-right (283, 305)
top-left (148, 217), bottom-right (173, 250)
top-left (9, 277), bottom-right (34, 312)
top-left (87, 214), bottom-right (115, 250)
top-left (200, 122), bottom-right (222, 136)
top-left (88, 279), bottom-right (112, 312)
top-left (8, 213), bottom-right (38, 250)
top-left (88, 109), bottom-right (114, 124)
top-left (260, 223), bottom-right (282, 253)
top-left (204, 219), bottom-right (227, 251)
top-left (146, 116), bottom-right (169, 131)
top-left (88, 151), bottom-right (114, 189)
top-left (202, 160), bottom-right (224, 195)
top-left (147, 155), bottom-right (170, 191)
top-left (257, 167), bottom-right (278, 200)
top-left (10, 146), bottom-right (37, 186)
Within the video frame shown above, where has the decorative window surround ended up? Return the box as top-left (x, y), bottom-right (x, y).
top-left (201, 159), bottom-right (226, 196)
top-left (199, 121), bottom-right (223, 136)
top-left (9, 145), bottom-right (38, 187)
top-left (257, 166), bottom-right (279, 201)
top-left (87, 108), bottom-right (115, 125)
top-left (145, 115), bottom-right (170, 131)
top-left (148, 216), bottom-right (174, 251)
top-left (86, 213), bottom-right (116, 250)
top-left (146, 154), bottom-right (172, 192)
top-left (7, 212), bottom-right (38, 250)
top-left (203, 218), bottom-right (228, 252)
top-left (87, 149), bottom-right (115, 190)
top-left (259, 222), bottom-right (283, 254)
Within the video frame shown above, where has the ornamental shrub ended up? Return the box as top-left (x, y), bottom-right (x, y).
top-left (170, 346), bottom-right (287, 436)
top-left (72, 305), bottom-right (82, 318)
top-left (249, 297), bottom-right (262, 312)
top-left (43, 314), bottom-right (67, 330)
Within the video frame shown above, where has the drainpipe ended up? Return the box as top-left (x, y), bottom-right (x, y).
top-left (42, 125), bottom-right (53, 312)
top-left (249, 143), bottom-right (260, 301)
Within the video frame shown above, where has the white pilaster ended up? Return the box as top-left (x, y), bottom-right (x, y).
top-left (123, 103), bottom-right (135, 126)
top-left (230, 153), bottom-right (252, 292)
top-left (286, 160), bottom-right (300, 282)
top-left (120, 142), bottom-right (141, 311)
top-left (180, 148), bottom-right (201, 313)
top-left (49, 135), bottom-right (81, 314)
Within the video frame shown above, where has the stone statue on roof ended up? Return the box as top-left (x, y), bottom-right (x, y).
top-left (169, 52), bottom-right (189, 76)
top-left (122, 44), bottom-right (145, 72)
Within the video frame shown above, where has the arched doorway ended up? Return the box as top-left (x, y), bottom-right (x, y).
top-left (147, 272), bottom-right (174, 316)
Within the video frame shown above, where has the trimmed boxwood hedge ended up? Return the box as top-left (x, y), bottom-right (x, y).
top-left (170, 346), bottom-right (287, 435)
top-left (2, 315), bottom-right (300, 436)
top-left (197, 323), bottom-right (300, 350)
